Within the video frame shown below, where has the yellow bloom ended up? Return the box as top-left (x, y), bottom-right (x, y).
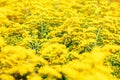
top-left (38, 66), bottom-right (61, 78)
top-left (27, 74), bottom-right (42, 80)
top-left (0, 36), bottom-right (5, 47)
top-left (0, 74), bottom-right (15, 80)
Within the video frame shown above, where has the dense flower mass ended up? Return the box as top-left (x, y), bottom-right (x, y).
top-left (0, 0), bottom-right (120, 80)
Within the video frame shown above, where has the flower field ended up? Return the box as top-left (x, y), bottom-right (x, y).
top-left (0, 0), bottom-right (120, 80)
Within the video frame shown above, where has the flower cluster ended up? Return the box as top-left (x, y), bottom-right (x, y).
top-left (0, 0), bottom-right (120, 80)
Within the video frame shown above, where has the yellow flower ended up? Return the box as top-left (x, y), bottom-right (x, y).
top-left (61, 66), bottom-right (80, 80)
top-left (27, 73), bottom-right (42, 80)
top-left (0, 36), bottom-right (5, 47)
top-left (0, 74), bottom-right (15, 80)
top-left (91, 47), bottom-right (111, 64)
top-left (38, 66), bottom-right (61, 78)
